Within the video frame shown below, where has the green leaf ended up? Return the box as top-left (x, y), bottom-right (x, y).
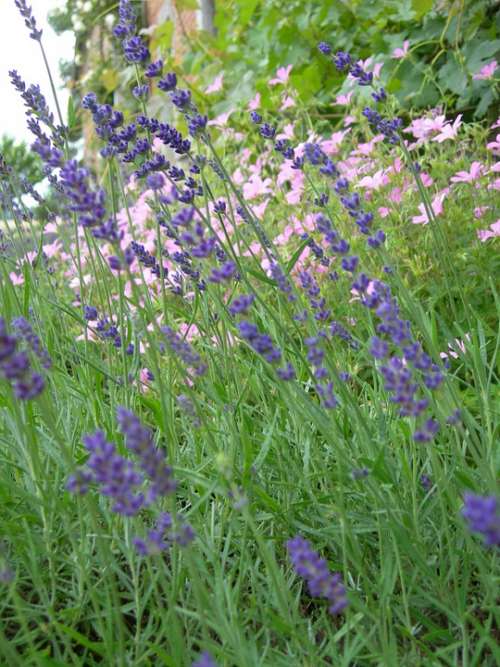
top-left (67, 95), bottom-right (77, 131)
top-left (286, 238), bottom-right (309, 275)
top-left (100, 68), bottom-right (119, 93)
top-left (236, 0), bottom-right (260, 25)
top-left (150, 19), bottom-right (174, 55)
top-left (412, 0), bottom-right (434, 20)
top-left (52, 622), bottom-right (106, 657)
top-left (176, 0), bottom-right (198, 9)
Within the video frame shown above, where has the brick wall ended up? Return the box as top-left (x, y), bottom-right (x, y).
top-left (146, 0), bottom-right (199, 60)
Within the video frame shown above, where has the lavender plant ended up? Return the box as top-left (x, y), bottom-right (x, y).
top-left (0, 1), bottom-right (498, 664)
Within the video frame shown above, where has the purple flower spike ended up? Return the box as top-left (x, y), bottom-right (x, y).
top-left (192, 652), bottom-right (218, 667)
top-left (14, 0), bottom-right (42, 40)
top-left (287, 536), bottom-right (348, 615)
top-left (116, 407), bottom-right (177, 502)
top-left (462, 493), bottom-right (500, 547)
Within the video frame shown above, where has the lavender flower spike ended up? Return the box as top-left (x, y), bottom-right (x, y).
top-left (287, 535), bottom-right (348, 615)
top-left (462, 493), bottom-right (500, 547)
top-left (192, 652), bottom-right (218, 667)
top-left (14, 0), bottom-right (42, 40)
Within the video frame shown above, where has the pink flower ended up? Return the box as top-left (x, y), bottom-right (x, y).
top-left (205, 73), bottom-right (224, 94)
top-left (477, 220), bottom-right (500, 241)
top-left (280, 94), bottom-right (296, 110)
top-left (474, 206), bottom-right (490, 219)
top-left (276, 123), bottom-right (295, 141)
top-left (378, 207), bottom-right (390, 218)
top-left (420, 173), bottom-right (434, 187)
top-left (405, 114), bottom-right (447, 141)
top-left (321, 129), bottom-right (350, 155)
top-left (440, 334), bottom-right (470, 360)
top-left (473, 60), bottom-right (497, 80)
top-left (392, 40), bottom-right (410, 59)
top-left (9, 272), bottom-right (24, 286)
top-left (450, 162), bottom-right (484, 184)
top-left (248, 92), bottom-right (261, 110)
top-left (432, 115), bottom-right (462, 143)
top-left (353, 134), bottom-right (384, 156)
top-left (486, 134), bottom-right (500, 154)
top-left (44, 221), bottom-right (59, 234)
top-left (411, 189), bottom-right (448, 225)
top-left (286, 187), bottom-right (303, 205)
top-left (252, 199), bottom-right (269, 219)
top-left (269, 65), bottom-right (293, 86)
top-left (491, 118), bottom-right (500, 130)
top-left (207, 110), bottom-right (233, 127)
top-left (43, 239), bottom-right (62, 258)
top-left (344, 114), bottom-right (356, 127)
top-left (24, 250), bottom-right (37, 265)
top-left (335, 92), bottom-right (353, 105)
top-left (356, 169), bottom-right (389, 191)
top-left (243, 174), bottom-right (272, 200)
top-left (139, 368), bottom-right (152, 392)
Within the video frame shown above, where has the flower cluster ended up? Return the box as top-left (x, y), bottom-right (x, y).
top-left (162, 326), bottom-right (208, 376)
top-left (192, 652), bottom-right (218, 667)
top-left (68, 408), bottom-right (194, 554)
top-left (462, 493), bottom-right (500, 547)
top-left (287, 535), bottom-right (348, 615)
top-left (0, 317), bottom-right (49, 400)
top-left (113, 0), bottom-right (149, 63)
top-left (14, 0), bottom-right (42, 41)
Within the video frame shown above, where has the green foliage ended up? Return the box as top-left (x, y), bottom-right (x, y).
top-left (183, 0), bottom-right (499, 120)
top-left (0, 136), bottom-right (44, 185)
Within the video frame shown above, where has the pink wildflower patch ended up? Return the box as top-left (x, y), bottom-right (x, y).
top-left (269, 65), bottom-right (293, 86)
top-left (411, 189), bottom-right (449, 225)
top-left (472, 60), bottom-right (497, 80)
top-left (392, 40), bottom-right (410, 59)
top-left (248, 92), bottom-right (261, 110)
top-left (335, 92), bottom-right (353, 105)
top-left (477, 220), bottom-right (500, 241)
top-left (205, 73), bottom-right (224, 94)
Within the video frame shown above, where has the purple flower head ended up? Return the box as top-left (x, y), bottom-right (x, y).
top-left (287, 536), bottom-right (348, 615)
top-left (341, 255), bottom-right (359, 273)
top-left (369, 336), bottom-right (389, 360)
top-left (134, 512), bottom-right (194, 556)
top-left (192, 652), bottom-right (218, 667)
top-left (123, 36), bottom-right (150, 63)
top-left (462, 494), bottom-right (500, 547)
top-left (14, 0), bottom-right (42, 40)
top-left (318, 42), bottom-right (332, 55)
top-left (270, 262), bottom-right (296, 302)
top-left (276, 362), bottom-right (296, 381)
top-left (188, 114), bottom-right (208, 137)
top-left (367, 230), bottom-right (386, 249)
top-left (250, 111), bottom-right (262, 124)
top-left (145, 59), bottom-right (163, 78)
top-left (158, 72), bottom-right (177, 91)
top-left (162, 326), bottom-right (207, 376)
top-left (413, 418), bottom-right (440, 443)
top-left (132, 84), bottom-right (149, 99)
top-left (146, 172), bottom-right (165, 191)
top-left (229, 293), bottom-right (255, 316)
top-left (420, 474), bottom-right (432, 492)
top-left (74, 430), bottom-right (145, 516)
top-left (116, 407), bottom-right (177, 502)
top-left (260, 123), bottom-right (276, 139)
top-left (349, 62), bottom-right (373, 86)
top-left (171, 89), bottom-right (191, 109)
top-left (372, 87), bottom-right (387, 103)
top-left (334, 51), bottom-right (352, 71)
top-left (0, 318), bottom-right (48, 400)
